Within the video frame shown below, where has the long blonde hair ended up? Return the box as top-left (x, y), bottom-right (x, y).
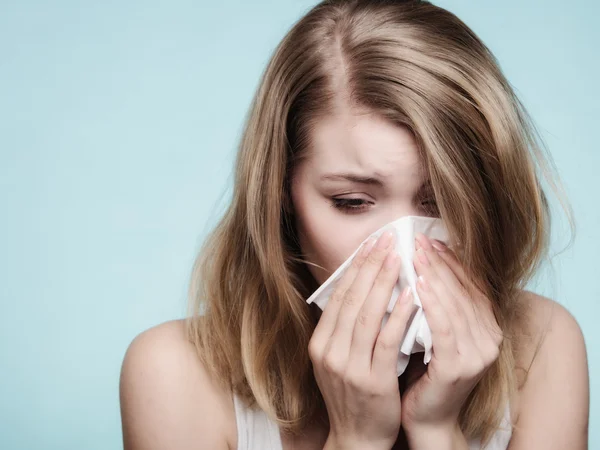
top-left (185, 0), bottom-right (575, 445)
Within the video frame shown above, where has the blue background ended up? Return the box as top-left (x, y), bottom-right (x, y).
top-left (1, 0), bottom-right (597, 448)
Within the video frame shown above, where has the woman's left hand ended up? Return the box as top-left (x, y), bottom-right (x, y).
top-left (400, 233), bottom-right (503, 436)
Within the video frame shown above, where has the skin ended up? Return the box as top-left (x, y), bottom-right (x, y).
top-left (288, 107), bottom-right (589, 449)
top-left (118, 107), bottom-right (589, 450)
top-left (290, 108), bottom-right (437, 287)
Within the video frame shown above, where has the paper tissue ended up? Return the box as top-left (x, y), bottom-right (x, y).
top-left (306, 215), bottom-right (451, 376)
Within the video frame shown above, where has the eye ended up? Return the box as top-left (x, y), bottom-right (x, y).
top-left (330, 197), bottom-right (438, 215)
top-left (330, 197), bottom-right (372, 213)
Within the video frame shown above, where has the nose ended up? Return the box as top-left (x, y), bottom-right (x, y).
top-left (382, 205), bottom-right (422, 226)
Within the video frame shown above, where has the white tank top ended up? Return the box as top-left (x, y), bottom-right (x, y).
top-left (233, 393), bottom-right (513, 450)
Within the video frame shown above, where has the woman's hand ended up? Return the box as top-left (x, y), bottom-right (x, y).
top-left (400, 233), bottom-right (503, 439)
top-left (309, 230), bottom-right (417, 450)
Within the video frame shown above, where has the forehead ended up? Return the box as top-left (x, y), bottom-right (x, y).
top-left (307, 111), bottom-right (426, 182)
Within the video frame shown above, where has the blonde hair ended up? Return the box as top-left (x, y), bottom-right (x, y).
top-left (185, 0), bottom-right (575, 445)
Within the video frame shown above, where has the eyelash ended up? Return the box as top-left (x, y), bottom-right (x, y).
top-left (330, 197), bottom-right (438, 214)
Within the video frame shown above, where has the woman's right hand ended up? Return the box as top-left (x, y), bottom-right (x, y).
top-left (308, 230), bottom-right (417, 450)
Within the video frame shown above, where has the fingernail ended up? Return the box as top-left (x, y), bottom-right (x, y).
top-left (431, 239), bottom-right (447, 252)
top-left (401, 286), bottom-right (412, 303)
top-left (417, 275), bottom-right (428, 291)
top-left (416, 232), bottom-right (433, 251)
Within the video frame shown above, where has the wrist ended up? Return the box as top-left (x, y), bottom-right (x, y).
top-left (324, 433), bottom-right (392, 450)
top-left (404, 421), bottom-right (466, 450)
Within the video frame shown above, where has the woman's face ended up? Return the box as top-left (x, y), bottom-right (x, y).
top-left (290, 110), bottom-right (437, 286)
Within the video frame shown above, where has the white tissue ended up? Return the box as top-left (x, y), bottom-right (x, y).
top-left (306, 215), bottom-right (451, 376)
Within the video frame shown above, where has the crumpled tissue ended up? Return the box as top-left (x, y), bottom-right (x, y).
top-left (306, 215), bottom-right (451, 376)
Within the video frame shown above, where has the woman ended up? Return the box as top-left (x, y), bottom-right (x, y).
top-left (119, 1), bottom-right (589, 449)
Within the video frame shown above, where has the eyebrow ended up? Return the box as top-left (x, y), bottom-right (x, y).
top-left (320, 172), bottom-right (385, 187)
top-left (320, 171), bottom-right (432, 189)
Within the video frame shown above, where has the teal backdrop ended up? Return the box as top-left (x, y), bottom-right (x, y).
top-left (1, 0), bottom-right (597, 448)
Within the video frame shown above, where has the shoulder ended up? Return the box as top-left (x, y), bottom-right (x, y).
top-left (119, 319), bottom-right (236, 450)
top-left (515, 289), bottom-right (588, 383)
top-left (510, 290), bottom-right (589, 448)
top-left (516, 290), bottom-right (587, 370)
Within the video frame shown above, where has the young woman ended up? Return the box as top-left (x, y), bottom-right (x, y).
top-left (119, 1), bottom-right (589, 449)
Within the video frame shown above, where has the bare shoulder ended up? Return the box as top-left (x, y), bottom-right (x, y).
top-left (510, 290), bottom-right (589, 448)
top-left (515, 289), bottom-right (586, 370)
top-left (119, 319), bottom-right (236, 450)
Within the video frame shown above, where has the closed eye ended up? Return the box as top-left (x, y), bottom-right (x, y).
top-left (330, 197), bottom-right (438, 215)
top-left (330, 197), bottom-right (371, 213)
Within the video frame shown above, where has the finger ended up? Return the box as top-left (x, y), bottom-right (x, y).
top-left (418, 273), bottom-right (488, 385)
top-left (327, 231), bottom-right (396, 365)
top-left (347, 250), bottom-right (402, 373)
top-left (417, 234), bottom-right (482, 299)
top-left (416, 237), bottom-right (475, 319)
top-left (413, 247), bottom-right (473, 346)
top-left (311, 236), bottom-right (377, 347)
top-left (371, 286), bottom-right (418, 377)
top-left (416, 275), bottom-right (457, 364)
top-left (417, 235), bottom-right (498, 342)
top-left (432, 245), bottom-right (501, 343)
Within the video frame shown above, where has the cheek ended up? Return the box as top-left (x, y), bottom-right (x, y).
top-left (304, 233), bottom-right (355, 285)
top-left (295, 207), bottom-right (368, 285)
top-left (290, 174), bottom-right (372, 285)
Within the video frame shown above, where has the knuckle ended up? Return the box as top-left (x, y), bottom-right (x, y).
top-left (322, 354), bottom-right (345, 375)
top-left (439, 323), bottom-right (453, 338)
top-left (376, 335), bottom-right (397, 353)
top-left (342, 290), bottom-right (358, 306)
top-left (344, 372), bottom-right (369, 390)
top-left (356, 310), bottom-right (370, 327)
top-left (330, 289), bottom-right (345, 304)
top-left (366, 249), bottom-right (386, 266)
top-left (493, 329), bottom-right (504, 347)
top-left (466, 357), bottom-right (485, 376)
top-left (308, 339), bottom-right (324, 361)
top-left (351, 253), bottom-right (365, 269)
top-left (485, 343), bottom-right (501, 363)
